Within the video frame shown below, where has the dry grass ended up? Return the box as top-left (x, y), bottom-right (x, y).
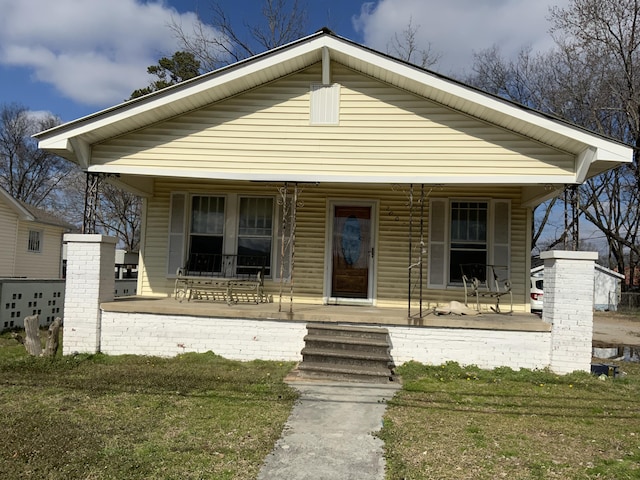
top-left (381, 361), bottom-right (640, 479)
top-left (0, 331), bottom-right (297, 480)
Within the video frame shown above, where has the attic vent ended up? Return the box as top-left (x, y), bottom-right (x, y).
top-left (310, 83), bottom-right (340, 125)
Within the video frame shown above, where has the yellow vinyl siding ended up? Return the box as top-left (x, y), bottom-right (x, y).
top-left (140, 181), bottom-right (530, 312)
top-left (0, 202), bottom-right (18, 276)
top-left (92, 63), bottom-right (574, 180)
top-left (14, 223), bottom-right (64, 278)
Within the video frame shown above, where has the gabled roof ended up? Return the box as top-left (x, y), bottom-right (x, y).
top-left (531, 262), bottom-right (625, 280)
top-left (0, 186), bottom-right (35, 221)
top-left (19, 202), bottom-right (76, 230)
top-left (0, 186), bottom-right (75, 229)
top-left (36, 28), bottom-right (632, 181)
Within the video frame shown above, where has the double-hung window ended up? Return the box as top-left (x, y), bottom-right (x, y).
top-left (168, 193), bottom-right (275, 277)
top-left (189, 196), bottom-right (225, 273)
top-left (237, 197), bottom-right (273, 275)
top-left (428, 198), bottom-right (510, 288)
top-left (449, 201), bottom-right (488, 284)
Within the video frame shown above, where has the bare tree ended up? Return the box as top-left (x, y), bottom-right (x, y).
top-left (0, 104), bottom-right (72, 209)
top-left (387, 17), bottom-right (441, 68)
top-left (169, 0), bottom-right (308, 71)
top-left (466, 46), bottom-right (578, 252)
top-left (96, 183), bottom-right (142, 252)
top-left (549, 0), bottom-right (640, 286)
top-left (467, 1), bottom-right (640, 283)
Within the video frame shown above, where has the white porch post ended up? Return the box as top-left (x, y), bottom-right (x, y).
top-left (541, 250), bottom-right (597, 374)
top-left (63, 234), bottom-right (116, 355)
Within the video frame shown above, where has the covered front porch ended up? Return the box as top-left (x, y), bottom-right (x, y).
top-left (62, 234), bottom-right (596, 374)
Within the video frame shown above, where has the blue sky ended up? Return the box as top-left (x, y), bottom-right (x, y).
top-left (0, 0), bottom-right (569, 123)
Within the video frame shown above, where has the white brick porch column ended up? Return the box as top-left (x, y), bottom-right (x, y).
top-left (63, 234), bottom-right (116, 355)
top-left (541, 250), bottom-right (597, 374)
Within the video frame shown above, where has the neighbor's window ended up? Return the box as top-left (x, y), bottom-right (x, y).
top-left (449, 201), bottom-right (488, 283)
top-left (28, 230), bottom-right (42, 253)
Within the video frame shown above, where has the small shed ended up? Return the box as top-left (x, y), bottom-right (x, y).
top-left (531, 263), bottom-right (624, 311)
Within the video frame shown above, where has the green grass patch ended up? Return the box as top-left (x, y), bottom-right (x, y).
top-left (0, 330), bottom-right (297, 480)
top-left (381, 361), bottom-right (640, 480)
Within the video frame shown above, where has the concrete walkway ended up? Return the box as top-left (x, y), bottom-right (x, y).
top-left (257, 380), bottom-right (401, 480)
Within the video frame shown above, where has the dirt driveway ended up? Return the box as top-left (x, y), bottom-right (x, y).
top-left (593, 311), bottom-right (640, 347)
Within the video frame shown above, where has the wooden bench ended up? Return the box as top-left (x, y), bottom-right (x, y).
top-left (174, 254), bottom-right (268, 305)
top-left (461, 263), bottom-right (512, 314)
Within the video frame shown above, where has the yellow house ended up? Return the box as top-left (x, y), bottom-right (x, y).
top-left (0, 186), bottom-right (71, 279)
top-left (35, 30), bottom-right (632, 374)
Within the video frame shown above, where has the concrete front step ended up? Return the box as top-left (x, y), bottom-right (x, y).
top-left (303, 334), bottom-right (390, 353)
top-left (296, 362), bottom-right (395, 384)
top-left (301, 347), bottom-right (392, 369)
top-left (298, 323), bottom-right (397, 384)
top-left (306, 323), bottom-right (390, 340)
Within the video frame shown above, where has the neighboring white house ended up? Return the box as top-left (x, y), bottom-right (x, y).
top-left (531, 263), bottom-right (624, 311)
top-left (0, 186), bottom-right (74, 279)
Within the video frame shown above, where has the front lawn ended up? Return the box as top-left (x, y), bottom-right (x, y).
top-left (0, 330), bottom-right (297, 480)
top-left (381, 361), bottom-right (640, 479)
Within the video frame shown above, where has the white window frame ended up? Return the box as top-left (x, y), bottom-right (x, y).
top-left (428, 198), bottom-right (510, 289)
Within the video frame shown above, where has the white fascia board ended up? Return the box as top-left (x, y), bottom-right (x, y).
top-left (322, 36), bottom-right (633, 164)
top-left (36, 38), bottom-right (325, 148)
top-left (594, 263), bottom-right (625, 279)
top-left (36, 32), bottom-right (633, 168)
top-left (89, 164), bottom-right (576, 185)
top-left (0, 188), bottom-right (35, 220)
top-left (594, 144), bottom-right (635, 162)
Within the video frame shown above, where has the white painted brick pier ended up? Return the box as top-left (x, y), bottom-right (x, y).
top-left (63, 234), bottom-right (116, 355)
top-left (62, 235), bottom-right (598, 374)
top-left (542, 250), bottom-right (598, 374)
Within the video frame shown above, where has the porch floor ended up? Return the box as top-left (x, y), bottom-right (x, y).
top-left (101, 296), bottom-right (551, 333)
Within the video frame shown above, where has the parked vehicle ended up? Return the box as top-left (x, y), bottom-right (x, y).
top-left (531, 276), bottom-right (544, 312)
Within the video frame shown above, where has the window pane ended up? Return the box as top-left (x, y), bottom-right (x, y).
top-left (239, 197), bottom-right (273, 236)
top-left (449, 201), bottom-right (488, 284)
top-left (238, 238), bottom-right (272, 260)
top-left (238, 197), bottom-right (273, 275)
top-left (188, 236), bottom-right (223, 273)
top-left (191, 196), bottom-right (225, 234)
top-left (188, 196), bottom-right (225, 273)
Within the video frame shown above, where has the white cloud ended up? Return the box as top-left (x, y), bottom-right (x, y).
top-left (353, 0), bottom-right (571, 76)
top-left (0, 0), bottom-right (218, 107)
